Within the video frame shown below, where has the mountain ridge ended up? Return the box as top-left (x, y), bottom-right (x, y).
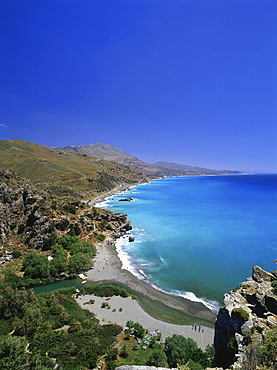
top-left (58, 143), bottom-right (242, 176)
top-left (152, 161), bottom-right (242, 175)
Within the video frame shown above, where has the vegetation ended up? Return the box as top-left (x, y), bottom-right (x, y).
top-left (0, 235), bottom-right (96, 290)
top-left (0, 287), bottom-right (122, 369)
top-left (0, 140), bottom-right (145, 198)
top-left (232, 307), bottom-right (249, 321)
top-left (81, 283), bottom-right (133, 298)
top-left (165, 334), bottom-right (212, 369)
top-left (262, 328), bottom-right (277, 367)
top-left (114, 323), bottom-right (213, 369)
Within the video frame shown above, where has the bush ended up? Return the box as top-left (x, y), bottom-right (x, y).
top-left (232, 307), bottom-right (249, 321)
top-left (17, 224), bottom-right (25, 234)
top-left (165, 334), bottom-right (211, 368)
top-left (96, 234), bottom-right (106, 242)
top-left (271, 280), bottom-right (277, 288)
top-left (82, 284), bottom-right (131, 298)
top-left (262, 328), bottom-right (277, 365)
top-left (12, 250), bottom-right (22, 259)
top-left (42, 235), bottom-right (57, 251)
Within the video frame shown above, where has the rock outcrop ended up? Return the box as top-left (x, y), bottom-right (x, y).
top-left (0, 170), bottom-right (133, 262)
top-left (214, 265), bottom-right (277, 369)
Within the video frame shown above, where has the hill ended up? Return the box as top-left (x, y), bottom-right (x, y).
top-left (0, 140), bottom-right (147, 199)
top-left (152, 161), bottom-right (242, 175)
top-left (57, 142), bottom-right (160, 175)
top-left (58, 143), bottom-right (242, 176)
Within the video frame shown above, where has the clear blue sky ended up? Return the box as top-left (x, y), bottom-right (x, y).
top-left (1, 0), bottom-right (276, 172)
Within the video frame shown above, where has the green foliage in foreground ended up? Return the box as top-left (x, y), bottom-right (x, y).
top-left (0, 287), bottom-right (121, 369)
top-left (262, 328), bottom-right (277, 367)
top-left (165, 334), bottom-right (212, 369)
top-left (0, 284), bottom-right (217, 370)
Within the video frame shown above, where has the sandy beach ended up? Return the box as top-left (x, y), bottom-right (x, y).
top-left (77, 238), bottom-right (216, 349)
top-left (77, 294), bottom-right (214, 350)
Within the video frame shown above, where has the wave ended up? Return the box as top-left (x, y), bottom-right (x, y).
top-left (172, 289), bottom-right (220, 313)
top-left (115, 233), bottom-right (220, 313)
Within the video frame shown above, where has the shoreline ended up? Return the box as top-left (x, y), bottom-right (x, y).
top-left (79, 239), bottom-right (215, 349)
top-left (85, 239), bottom-right (217, 324)
top-left (90, 181), bottom-right (149, 207)
top-left (88, 182), bottom-right (217, 324)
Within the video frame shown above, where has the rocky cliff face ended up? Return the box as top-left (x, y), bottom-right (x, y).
top-left (0, 170), bottom-right (132, 269)
top-left (214, 265), bottom-right (277, 369)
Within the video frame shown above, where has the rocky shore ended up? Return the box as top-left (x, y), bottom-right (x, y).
top-left (214, 264), bottom-right (277, 368)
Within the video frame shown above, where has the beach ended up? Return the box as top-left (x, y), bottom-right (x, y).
top-left (77, 238), bottom-right (216, 349)
top-left (77, 294), bottom-right (214, 350)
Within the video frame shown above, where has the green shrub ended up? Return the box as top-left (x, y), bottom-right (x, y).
top-left (271, 280), bottom-right (277, 288)
top-left (17, 224), bottom-right (25, 234)
top-left (12, 250), bottom-right (22, 259)
top-left (232, 307), bottom-right (249, 321)
top-left (262, 328), bottom-right (277, 365)
top-left (96, 234), bottom-right (106, 242)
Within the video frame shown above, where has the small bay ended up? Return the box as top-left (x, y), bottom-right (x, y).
top-left (98, 174), bottom-right (277, 311)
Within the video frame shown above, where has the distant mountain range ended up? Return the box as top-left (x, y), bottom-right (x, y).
top-left (58, 142), bottom-right (242, 176)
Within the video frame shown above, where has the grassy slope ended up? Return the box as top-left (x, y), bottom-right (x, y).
top-left (0, 140), bottom-right (145, 198)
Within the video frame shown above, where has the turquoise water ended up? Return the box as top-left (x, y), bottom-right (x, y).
top-left (97, 175), bottom-right (277, 311)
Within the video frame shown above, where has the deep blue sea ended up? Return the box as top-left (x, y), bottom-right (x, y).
top-left (97, 175), bottom-right (277, 311)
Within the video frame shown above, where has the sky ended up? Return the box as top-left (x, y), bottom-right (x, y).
top-left (0, 0), bottom-right (276, 172)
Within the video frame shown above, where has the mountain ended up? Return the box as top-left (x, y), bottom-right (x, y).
top-left (0, 140), bottom-right (147, 199)
top-left (57, 143), bottom-right (160, 175)
top-left (58, 143), bottom-right (242, 176)
top-left (152, 161), bottom-right (243, 175)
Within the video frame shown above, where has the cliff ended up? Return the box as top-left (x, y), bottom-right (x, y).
top-left (0, 169), bottom-right (132, 273)
top-left (214, 265), bottom-right (277, 369)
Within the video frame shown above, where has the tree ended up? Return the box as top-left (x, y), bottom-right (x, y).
top-left (262, 328), bottom-right (277, 366)
top-left (0, 336), bottom-right (51, 369)
top-left (50, 255), bottom-right (68, 276)
top-left (120, 343), bottom-right (128, 358)
top-left (132, 322), bottom-right (145, 338)
top-left (147, 348), bottom-right (168, 367)
top-left (22, 252), bottom-right (50, 279)
top-left (68, 252), bottom-right (92, 273)
top-left (165, 334), bottom-right (199, 367)
top-left (57, 235), bottom-right (79, 249)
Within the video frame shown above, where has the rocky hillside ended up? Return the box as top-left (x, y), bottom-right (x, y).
top-left (0, 140), bottom-right (147, 199)
top-left (214, 265), bottom-right (277, 369)
top-left (0, 170), bottom-right (132, 275)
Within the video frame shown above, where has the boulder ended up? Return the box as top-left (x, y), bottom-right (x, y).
top-left (252, 265), bottom-right (275, 283)
top-left (119, 198), bottom-right (134, 202)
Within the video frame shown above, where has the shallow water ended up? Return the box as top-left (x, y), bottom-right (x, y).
top-left (97, 174), bottom-right (277, 311)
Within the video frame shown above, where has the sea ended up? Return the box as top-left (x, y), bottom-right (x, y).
top-left (96, 174), bottom-right (277, 312)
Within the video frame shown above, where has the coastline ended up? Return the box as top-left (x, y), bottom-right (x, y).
top-left (80, 182), bottom-right (217, 348)
top-left (90, 181), bottom-right (148, 207)
top-left (85, 239), bottom-right (217, 324)
top-left (79, 239), bottom-right (215, 349)
top-left (87, 182), bottom-right (217, 324)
